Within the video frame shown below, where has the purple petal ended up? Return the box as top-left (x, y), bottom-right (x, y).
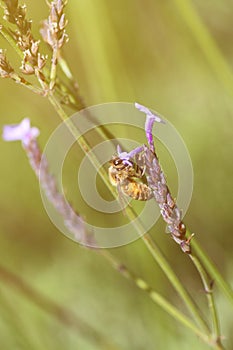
top-left (29, 127), bottom-right (40, 139)
top-left (117, 145), bottom-right (130, 160)
top-left (128, 146), bottom-right (144, 158)
top-left (135, 102), bottom-right (165, 124)
top-left (3, 118), bottom-right (29, 141)
top-left (2, 118), bottom-right (40, 146)
top-left (135, 103), bottom-right (165, 152)
top-left (116, 144), bottom-right (123, 155)
top-left (117, 144), bottom-right (144, 166)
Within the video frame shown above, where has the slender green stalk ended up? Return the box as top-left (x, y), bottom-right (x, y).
top-left (58, 54), bottom-right (81, 99)
top-left (141, 232), bottom-right (209, 333)
top-left (57, 55), bottom-right (123, 142)
top-left (10, 72), bottom-right (44, 95)
top-left (100, 250), bottom-right (213, 347)
top-left (48, 93), bottom-right (113, 190)
top-left (189, 254), bottom-right (220, 345)
top-left (187, 230), bottom-right (233, 306)
top-left (49, 45), bottom-right (58, 91)
top-left (58, 55), bottom-right (74, 81)
top-left (0, 24), bottom-right (23, 58)
top-left (174, 0), bottom-right (233, 97)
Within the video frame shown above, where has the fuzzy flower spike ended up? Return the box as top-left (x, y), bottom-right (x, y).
top-left (135, 103), bottom-right (191, 254)
top-left (2, 118), bottom-right (92, 246)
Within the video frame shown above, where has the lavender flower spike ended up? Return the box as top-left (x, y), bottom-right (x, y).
top-left (2, 118), bottom-right (39, 147)
top-left (2, 119), bottom-right (92, 246)
top-left (135, 102), bottom-right (165, 153)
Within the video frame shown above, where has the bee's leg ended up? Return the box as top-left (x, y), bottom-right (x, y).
top-left (147, 187), bottom-right (154, 200)
top-left (141, 165), bottom-right (146, 177)
top-left (135, 152), bottom-right (146, 177)
top-left (116, 183), bottom-right (131, 215)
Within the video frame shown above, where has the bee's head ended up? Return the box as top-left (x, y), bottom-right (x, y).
top-left (110, 157), bottom-right (125, 170)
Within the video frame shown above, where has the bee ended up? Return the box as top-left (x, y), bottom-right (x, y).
top-left (108, 156), bottom-right (153, 201)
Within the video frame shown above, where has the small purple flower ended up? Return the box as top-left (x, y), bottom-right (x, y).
top-left (2, 118), bottom-right (91, 246)
top-left (117, 144), bottom-right (144, 166)
top-left (135, 103), bottom-right (165, 124)
top-left (2, 118), bottom-right (40, 146)
top-left (135, 102), bottom-right (165, 153)
top-left (116, 145), bottom-right (131, 164)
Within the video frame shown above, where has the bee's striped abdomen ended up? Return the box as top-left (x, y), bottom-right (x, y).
top-left (122, 180), bottom-right (153, 201)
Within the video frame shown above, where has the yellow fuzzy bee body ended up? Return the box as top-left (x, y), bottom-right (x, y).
top-left (108, 156), bottom-right (153, 201)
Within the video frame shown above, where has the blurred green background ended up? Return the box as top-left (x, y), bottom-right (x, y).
top-left (0, 0), bottom-right (233, 349)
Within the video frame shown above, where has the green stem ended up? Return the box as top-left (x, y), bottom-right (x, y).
top-left (58, 54), bottom-right (119, 142)
top-left (55, 78), bottom-right (82, 107)
top-left (10, 72), bottom-right (44, 95)
top-left (49, 45), bottom-right (58, 91)
top-left (187, 230), bottom-right (233, 306)
top-left (141, 232), bottom-right (209, 333)
top-left (0, 24), bottom-right (23, 59)
top-left (48, 92), bottom-right (112, 192)
top-left (189, 254), bottom-right (221, 346)
top-left (59, 54), bottom-right (78, 85)
top-left (101, 250), bottom-right (212, 346)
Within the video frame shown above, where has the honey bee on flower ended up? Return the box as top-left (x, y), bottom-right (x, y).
top-left (108, 145), bottom-right (153, 201)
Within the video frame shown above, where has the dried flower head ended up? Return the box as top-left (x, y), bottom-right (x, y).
top-left (3, 1), bottom-right (32, 49)
top-left (3, 1), bottom-right (27, 26)
top-left (0, 49), bottom-right (14, 78)
top-left (20, 43), bottom-right (47, 75)
top-left (40, 0), bottom-right (69, 50)
top-left (2, 1), bottom-right (47, 75)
